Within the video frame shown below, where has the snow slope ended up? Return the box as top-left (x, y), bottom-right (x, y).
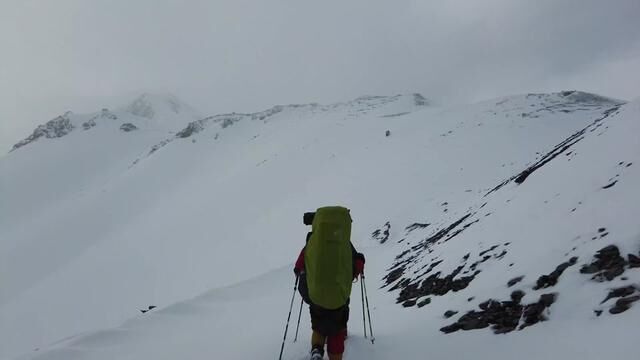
top-left (1, 91), bottom-right (639, 360)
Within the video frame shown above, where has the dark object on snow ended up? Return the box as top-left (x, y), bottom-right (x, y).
top-left (441, 292), bottom-right (556, 334)
top-left (533, 257), bottom-right (577, 289)
top-left (12, 114), bottom-right (75, 151)
top-left (405, 222), bottom-right (430, 233)
top-left (120, 123), bottom-right (138, 132)
top-left (140, 305), bottom-right (157, 314)
top-left (444, 310), bottom-right (458, 318)
top-left (601, 285), bottom-right (636, 304)
top-left (609, 295), bottom-right (640, 314)
top-left (385, 130), bottom-right (391, 137)
top-left (371, 222), bottom-right (391, 244)
top-left (507, 276), bottom-right (525, 287)
top-left (628, 254), bottom-right (640, 268)
top-left (580, 245), bottom-right (627, 281)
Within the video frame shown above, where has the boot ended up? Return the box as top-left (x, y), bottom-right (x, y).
top-left (310, 346), bottom-right (324, 360)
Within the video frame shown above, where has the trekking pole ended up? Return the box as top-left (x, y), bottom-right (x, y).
top-left (360, 276), bottom-right (367, 339)
top-left (293, 297), bottom-right (304, 342)
top-left (362, 275), bottom-right (375, 344)
top-left (279, 275), bottom-right (299, 360)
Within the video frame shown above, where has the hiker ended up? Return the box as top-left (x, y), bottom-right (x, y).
top-left (294, 207), bottom-right (365, 360)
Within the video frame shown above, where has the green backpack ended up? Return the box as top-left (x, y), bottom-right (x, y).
top-left (305, 206), bottom-right (353, 310)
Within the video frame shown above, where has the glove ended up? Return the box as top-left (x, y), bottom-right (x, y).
top-left (354, 257), bottom-right (365, 278)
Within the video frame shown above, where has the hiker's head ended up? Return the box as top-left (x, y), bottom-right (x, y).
top-left (303, 212), bottom-right (315, 225)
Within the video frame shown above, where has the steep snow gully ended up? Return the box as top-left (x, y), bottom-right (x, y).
top-left (1, 91), bottom-right (639, 360)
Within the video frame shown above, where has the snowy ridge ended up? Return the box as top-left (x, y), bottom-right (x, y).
top-left (135, 93), bottom-right (428, 164)
top-left (9, 94), bottom-right (200, 153)
top-left (2, 91), bottom-right (639, 360)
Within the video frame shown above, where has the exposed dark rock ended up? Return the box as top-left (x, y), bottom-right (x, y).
top-left (533, 257), bottom-right (578, 289)
top-left (176, 120), bottom-right (206, 138)
top-left (12, 114), bottom-right (75, 151)
top-left (120, 123), bottom-right (138, 132)
top-left (440, 323), bottom-right (461, 334)
top-left (416, 298), bottom-right (431, 308)
top-left (628, 254), bottom-right (640, 268)
top-left (580, 245), bottom-right (627, 281)
top-left (520, 293), bottom-right (557, 330)
top-left (385, 130), bottom-right (391, 137)
top-left (442, 292), bottom-right (554, 334)
top-left (601, 285), bottom-right (636, 304)
top-left (594, 310), bottom-right (603, 317)
top-left (507, 276), bottom-right (525, 288)
top-left (479, 245), bottom-right (499, 257)
top-left (444, 310), bottom-right (458, 318)
top-left (511, 290), bottom-right (525, 303)
top-left (82, 119), bottom-right (96, 130)
top-left (405, 222), bottom-right (430, 233)
top-left (402, 299), bottom-right (417, 307)
top-left (467, 297), bottom-right (475, 302)
top-left (485, 105), bottom-right (621, 195)
top-left (602, 181), bottom-right (618, 189)
top-left (384, 213), bottom-right (478, 295)
top-left (140, 305), bottom-right (157, 314)
top-left (609, 296), bottom-right (640, 314)
top-left (372, 222), bottom-right (391, 244)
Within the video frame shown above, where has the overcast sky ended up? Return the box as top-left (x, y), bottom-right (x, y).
top-left (1, 0), bottom-right (639, 152)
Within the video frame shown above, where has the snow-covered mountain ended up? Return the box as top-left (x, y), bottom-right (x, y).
top-left (1, 91), bottom-right (638, 360)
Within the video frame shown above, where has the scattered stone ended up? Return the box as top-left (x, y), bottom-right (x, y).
top-left (82, 119), bottom-right (96, 130)
top-left (395, 265), bottom-right (479, 304)
top-left (140, 305), bottom-right (157, 314)
top-left (511, 290), bottom-right (525, 303)
top-left (609, 296), bottom-right (640, 314)
top-left (601, 285), bottom-right (636, 304)
top-left (444, 310), bottom-right (459, 318)
top-left (467, 297), bottom-right (475, 302)
top-left (533, 257), bottom-right (578, 289)
top-left (602, 181), bottom-right (618, 189)
top-left (120, 123), bottom-right (138, 132)
top-left (11, 114), bottom-right (75, 151)
top-left (372, 222), bottom-right (391, 244)
top-left (416, 297), bottom-right (431, 308)
top-left (598, 228), bottom-right (607, 233)
top-left (402, 299), bottom-right (417, 307)
top-left (580, 245), bottom-right (627, 281)
top-left (405, 222), bottom-right (430, 233)
top-left (628, 254), bottom-right (640, 268)
top-left (385, 130), bottom-right (391, 137)
top-left (507, 276), bottom-right (525, 287)
top-left (594, 310), bottom-right (603, 317)
top-left (520, 293), bottom-right (557, 330)
top-left (441, 292), bottom-right (554, 334)
top-left (479, 245), bottom-right (499, 257)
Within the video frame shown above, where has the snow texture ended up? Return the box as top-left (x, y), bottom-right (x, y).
top-left (1, 91), bottom-right (639, 360)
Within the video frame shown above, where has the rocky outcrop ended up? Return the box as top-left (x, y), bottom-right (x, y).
top-left (12, 114), bottom-right (74, 151)
top-left (120, 123), bottom-right (138, 132)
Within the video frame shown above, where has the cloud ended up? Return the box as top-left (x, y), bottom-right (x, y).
top-left (1, 0), bottom-right (639, 151)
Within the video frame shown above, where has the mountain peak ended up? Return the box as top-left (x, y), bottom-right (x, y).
top-left (123, 93), bottom-right (199, 120)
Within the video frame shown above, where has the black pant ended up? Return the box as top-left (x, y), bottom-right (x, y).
top-left (309, 301), bottom-right (350, 336)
